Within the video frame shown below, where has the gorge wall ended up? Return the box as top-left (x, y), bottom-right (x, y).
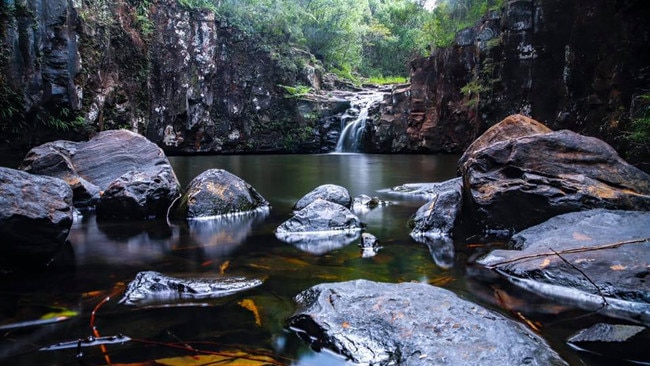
top-left (368, 0), bottom-right (649, 169)
top-left (0, 0), bottom-right (338, 157)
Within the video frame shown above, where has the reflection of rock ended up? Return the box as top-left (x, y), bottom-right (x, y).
top-left (119, 271), bottom-right (263, 306)
top-left (288, 280), bottom-right (567, 365)
top-left (409, 179), bottom-right (463, 236)
top-left (478, 209), bottom-right (650, 325)
top-left (0, 167), bottom-right (73, 262)
top-left (172, 169), bottom-right (269, 219)
top-left (184, 210), bottom-right (269, 257)
top-left (275, 231), bottom-right (360, 255)
top-left (293, 184), bottom-right (351, 210)
top-left (410, 234), bottom-right (454, 269)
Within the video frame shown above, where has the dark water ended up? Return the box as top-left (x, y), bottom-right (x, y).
top-left (0, 154), bottom-right (630, 365)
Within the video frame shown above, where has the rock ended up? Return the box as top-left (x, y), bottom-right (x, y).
top-left (277, 199), bottom-right (362, 234)
top-left (352, 194), bottom-right (386, 208)
top-left (478, 209), bottom-right (650, 325)
top-left (21, 130), bottom-right (181, 219)
top-left (358, 232), bottom-right (381, 258)
top-left (0, 167), bottom-right (73, 260)
top-left (457, 114), bottom-right (552, 172)
top-left (119, 271), bottom-right (264, 306)
top-left (459, 117), bottom-right (650, 231)
top-left (566, 323), bottom-right (649, 363)
top-left (293, 184), bottom-right (352, 211)
top-left (287, 279), bottom-right (567, 365)
top-left (409, 179), bottom-right (463, 236)
top-left (387, 177), bottom-right (463, 199)
top-left (172, 169), bottom-right (269, 219)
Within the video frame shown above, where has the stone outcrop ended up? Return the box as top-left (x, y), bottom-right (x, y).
top-left (478, 209), bottom-right (650, 325)
top-left (172, 169), bottom-right (269, 219)
top-left (20, 130), bottom-right (180, 219)
top-left (293, 184), bottom-right (352, 211)
top-left (459, 116), bottom-right (650, 231)
top-left (0, 167), bottom-right (73, 261)
top-left (365, 0), bottom-right (650, 169)
top-left (408, 178), bottom-right (463, 236)
top-left (288, 279), bottom-right (567, 365)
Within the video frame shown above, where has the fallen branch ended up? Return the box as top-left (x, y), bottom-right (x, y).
top-left (483, 237), bottom-right (649, 269)
top-left (549, 248), bottom-right (608, 309)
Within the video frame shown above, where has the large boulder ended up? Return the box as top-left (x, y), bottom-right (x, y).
top-left (287, 280), bottom-right (566, 365)
top-left (478, 209), bottom-right (650, 325)
top-left (20, 130), bottom-right (181, 219)
top-left (172, 169), bottom-right (270, 219)
top-left (408, 178), bottom-right (463, 236)
top-left (293, 184), bottom-right (351, 211)
top-left (459, 116), bottom-right (650, 231)
top-left (0, 167), bottom-right (73, 260)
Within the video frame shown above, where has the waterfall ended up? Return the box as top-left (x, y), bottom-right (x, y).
top-left (334, 91), bottom-right (386, 153)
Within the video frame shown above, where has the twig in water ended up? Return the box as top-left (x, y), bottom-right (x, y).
top-left (549, 248), bottom-right (608, 310)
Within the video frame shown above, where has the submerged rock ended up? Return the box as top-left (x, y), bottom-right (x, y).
top-left (0, 167), bottom-right (73, 261)
top-left (293, 184), bottom-right (352, 211)
top-left (288, 279), bottom-right (566, 365)
top-left (478, 209), bottom-right (650, 325)
top-left (172, 169), bottom-right (269, 219)
top-left (119, 271), bottom-right (263, 306)
top-left (387, 177), bottom-right (463, 199)
top-left (21, 130), bottom-right (180, 219)
top-left (459, 116), bottom-right (650, 231)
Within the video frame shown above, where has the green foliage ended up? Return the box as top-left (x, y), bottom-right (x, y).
top-left (628, 94), bottom-right (650, 144)
top-left (278, 84), bottom-right (313, 98)
top-left (365, 75), bottom-right (408, 85)
top-left (460, 79), bottom-right (487, 97)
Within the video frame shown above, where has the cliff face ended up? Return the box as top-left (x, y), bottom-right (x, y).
top-left (369, 0), bottom-right (650, 167)
top-left (0, 0), bottom-right (332, 155)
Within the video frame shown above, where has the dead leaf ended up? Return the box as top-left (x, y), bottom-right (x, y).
top-left (342, 321), bottom-right (350, 328)
top-left (572, 232), bottom-right (592, 241)
top-left (610, 264), bottom-right (627, 271)
top-left (105, 351), bottom-right (281, 366)
top-left (219, 260), bottom-right (230, 274)
top-left (238, 299), bottom-right (262, 327)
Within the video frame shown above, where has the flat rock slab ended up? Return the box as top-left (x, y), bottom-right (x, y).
top-left (479, 209), bottom-right (650, 325)
top-left (119, 271), bottom-right (263, 306)
top-left (287, 279), bottom-right (566, 365)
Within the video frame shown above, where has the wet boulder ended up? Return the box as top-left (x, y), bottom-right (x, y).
top-left (388, 177), bottom-right (463, 200)
top-left (172, 169), bottom-right (270, 219)
top-left (478, 209), bottom-right (650, 325)
top-left (359, 232), bottom-right (381, 258)
top-left (277, 199), bottom-right (362, 234)
top-left (0, 167), bottom-right (73, 260)
top-left (459, 116), bottom-right (650, 231)
top-left (119, 270), bottom-right (264, 306)
top-left (288, 279), bottom-right (566, 365)
top-left (21, 130), bottom-right (180, 219)
top-left (409, 178), bottom-right (463, 236)
top-left (293, 184), bottom-right (351, 211)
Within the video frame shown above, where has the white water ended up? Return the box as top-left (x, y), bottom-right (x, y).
top-left (334, 91), bottom-right (387, 153)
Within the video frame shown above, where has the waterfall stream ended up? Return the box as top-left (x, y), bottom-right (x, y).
top-left (334, 90), bottom-right (387, 153)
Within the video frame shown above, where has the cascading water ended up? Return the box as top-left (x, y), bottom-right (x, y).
top-left (334, 91), bottom-right (386, 153)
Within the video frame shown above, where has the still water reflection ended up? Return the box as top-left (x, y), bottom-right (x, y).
top-left (0, 154), bottom-right (616, 365)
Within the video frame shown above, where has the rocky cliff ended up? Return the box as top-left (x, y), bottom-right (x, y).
top-left (0, 0), bottom-right (338, 156)
top-left (368, 0), bottom-right (650, 169)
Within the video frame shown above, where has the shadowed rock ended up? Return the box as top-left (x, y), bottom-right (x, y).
top-left (172, 169), bottom-right (269, 219)
top-left (409, 178), bottom-right (463, 236)
top-left (277, 199), bottom-right (362, 234)
top-left (119, 270), bottom-right (263, 306)
top-left (293, 184), bottom-right (351, 211)
top-left (21, 130), bottom-right (180, 219)
top-left (459, 116), bottom-right (650, 231)
top-left (288, 279), bottom-right (567, 365)
top-left (0, 167), bottom-right (73, 261)
top-left (479, 209), bottom-right (650, 325)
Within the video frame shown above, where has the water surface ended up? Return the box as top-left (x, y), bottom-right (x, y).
top-left (0, 154), bottom-right (621, 365)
